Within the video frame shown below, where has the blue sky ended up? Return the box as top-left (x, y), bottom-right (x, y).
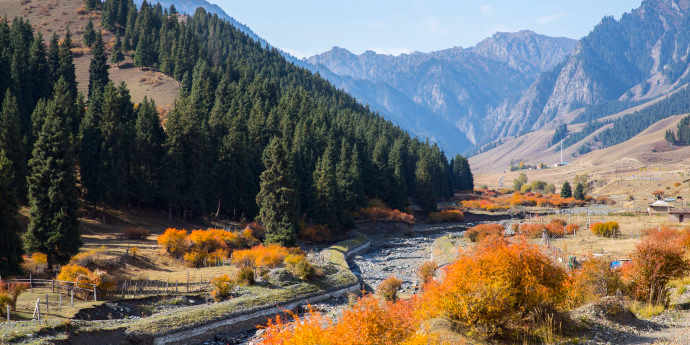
top-left (213, 1), bottom-right (642, 59)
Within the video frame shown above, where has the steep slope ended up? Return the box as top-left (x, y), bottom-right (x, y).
top-left (135, 0), bottom-right (269, 47)
top-left (490, 0), bottom-right (690, 139)
top-left (306, 31), bottom-right (576, 154)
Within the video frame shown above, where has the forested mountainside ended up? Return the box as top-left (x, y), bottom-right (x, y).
top-left (0, 0), bottom-right (472, 258)
top-left (134, 0), bottom-right (269, 47)
top-left (489, 0), bottom-right (690, 140)
top-left (306, 31), bottom-right (576, 154)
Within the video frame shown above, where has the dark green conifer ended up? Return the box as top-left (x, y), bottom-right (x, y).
top-left (0, 90), bottom-right (27, 201)
top-left (0, 150), bottom-right (23, 276)
top-left (561, 181), bottom-right (572, 198)
top-left (82, 18), bottom-right (96, 48)
top-left (574, 182), bottom-right (586, 201)
top-left (58, 28), bottom-right (78, 97)
top-left (25, 95), bottom-right (81, 270)
top-left (256, 137), bottom-right (298, 246)
top-left (111, 33), bottom-right (125, 66)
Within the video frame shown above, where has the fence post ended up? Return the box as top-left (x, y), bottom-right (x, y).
top-left (29, 274), bottom-right (32, 292)
top-left (71, 289), bottom-right (74, 307)
top-left (94, 285), bottom-right (97, 302)
top-left (46, 294), bottom-right (49, 313)
top-left (59, 293), bottom-right (62, 311)
top-left (6, 305), bottom-right (9, 325)
top-left (33, 298), bottom-right (40, 321)
top-left (187, 271), bottom-right (189, 293)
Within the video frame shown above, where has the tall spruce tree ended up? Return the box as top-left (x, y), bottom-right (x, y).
top-left (0, 150), bottom-right (23, 276)
top-left (110, 33), bottom-right (124, 66)
top-left (82, 19), bottom-right (96, 48)
top-left (574, 182), bottom-right (586, 201)
top-left (79, 88), bottom-right (103, 208)
top-left (561, 181), bottom-right (572, 198)
top-left (312, 145), bottom-right (338, 230)
top-left (47, 33), bottom-right (60, 87)
top-left (58, 28), bottom-right (78, 97)
top-left (256, 137), bottom-right (298, 246)
top-left (0, 90), bottom-right (27, 201)
top-left (88, 31), bottom-right (109, 98)
top-left (452, 154), bottom-right (474, 191)
top-left (25, 96), bottom-right (81, 270)
top-left (132, 97), bottom-right (164, 206)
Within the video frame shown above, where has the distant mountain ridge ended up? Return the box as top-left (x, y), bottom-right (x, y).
top-left (488, 0), bottom-right (690, 140)
top-left (306, 31), bottom-right (577, 154)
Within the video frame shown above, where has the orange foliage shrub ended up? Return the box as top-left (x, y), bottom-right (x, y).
top-left (428, 209), bottom-right (464, 223)
top-left (623, 229), bottom-right (690, 304)
top-left (158, 228), bottom-right (189, 257)
top-left (299, 221), bottom-right (332, 242)
top-left (517, 223), bottom-right (547, 238)
top-left (57, 264), bottom-right (115, 299)
top-left (418, 236), bottom-right (568, 334)
top-left (259, 294), bottom-right (423, 345)
top-left (566, 224), bottom-right (580, 234)
top-left (590, 222), bottom-right (620, 238)
top-left (231, 244), bottom-right (293, 268)
top-left (568, 256), bottom-right (623, 306)
top-left (245, 222), bottom-right (266, 241)
top-left (464, 224), bottom-right (504, 242)
top-left (284, 254), bottom-right (316, 281)
top-left (22, 252), bottom-right (47, 274)
top-left (189, 229), bottom-right (227, 253)
top-left (210, 274), bottom-right (235, 302)
top-left (355, 207), bottom-right (415, 224)
top-left (0, 281), bottom-right (27, 311)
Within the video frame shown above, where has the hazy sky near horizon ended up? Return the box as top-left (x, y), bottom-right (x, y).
top-left (212, 1), bottom-right (642, 59)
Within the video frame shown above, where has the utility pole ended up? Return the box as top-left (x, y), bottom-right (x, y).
top-left (560, 139), bottom-right (563, 164)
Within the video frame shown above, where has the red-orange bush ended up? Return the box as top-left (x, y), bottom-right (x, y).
top-left (566, 224), bottom-right (580, 234)
top-left (517, 223), bottom-right (547, 238)
top-left (428, 209), bottom-right (464, 223)
top-left (623, 230), bottom-right (690, 304)
top-left (417, 236), bottom-right (569, 334)
top-left (0, 281), bottom-right (27, 311)
top-left (355, 207), bottom-right (415, 224)
top-left (378, 275), bottom-right (403, 302)
top-left (57, 264), bottom-right (116, 299)
top-left (568, 256), bottom-right (623, 306)
top-left (464, 224), bottom-right (504, 242)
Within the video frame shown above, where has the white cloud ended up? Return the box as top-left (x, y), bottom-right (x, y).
top-left (537, 13), bottom-right (565, 25)
top-left (366, 47), bottom-right (411, 56)
top-left (481, 5), bottom-right (494, 15)
top-left (369, 21), bottom-right (383, 28)
top-left (424, 17), bottom-right (449, 35)
top-left (280, 47), bottom-right (312, 59)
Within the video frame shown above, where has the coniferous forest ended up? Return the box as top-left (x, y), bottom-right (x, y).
top-left (0, 0), bottom-right (472, 274)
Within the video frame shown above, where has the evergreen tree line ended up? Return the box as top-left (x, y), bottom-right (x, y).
top-left (0, 19), bottom-right (82, 274)
top-left (665, 113), bottom-right (690, 145)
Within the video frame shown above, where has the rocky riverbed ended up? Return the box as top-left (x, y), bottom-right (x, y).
top-left (350, 222), bottom-right (467, 293)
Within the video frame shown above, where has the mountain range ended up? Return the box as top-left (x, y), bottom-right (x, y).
top-left (143, 0), bottom-right (690, 160)
top-left (306, 32), bottom-right (576, 154)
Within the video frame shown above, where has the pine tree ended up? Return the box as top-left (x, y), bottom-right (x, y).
top-left (83, 19), bottom-right (96, 48)
top-left (25, 96), bottom-right (81, 270)
top-left (29, 32), bottom-right (50, 107)
top-left (84, 0), bottom-right (99, 10)
top-left (387, 137), bottom-right (408, 210)
top-left (453, 154), bottom-right (474, 191)
top-left (79, 88), bottom-right (103, 207)
top-left (574, 182), bottom-right (586, 200)
top-left (58, 28), bottom-right (78, 97)
top-left (561, 181), bottom-right (572, 198)
top-left (256, 137), bottom-right (298, 246)
top-left (111, 33), bottom-right (125, 66)
top-left (47, 33), bottom-right (60, 87)
top-left (0, 90), bottom-right (27, 201)
top-left (88, 31), bottom-right (109, 98)
top-left (312, 145), bottom-right (338, 229)
top-left (132, 97), bottom-right (164, 205)
top-left (415, 154), bottom-right (437, 214)
top-left (0, 150), bottom-right (23, 276)
top-left (98, 83), bottom-right (128, 207)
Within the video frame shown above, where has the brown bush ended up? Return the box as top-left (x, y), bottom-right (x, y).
top-left (417, 261), bottom-right (436, 286)
top-left (284, 254), bottom-right (315, 281)
top-left (569, 256), bottom-right (624, 306)
top-left (122, 227), bottom-right (150, 240)
top-left (378, 275), bottom-right (403, 302)
top-left (236, 266), bottom-right (255, 285)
